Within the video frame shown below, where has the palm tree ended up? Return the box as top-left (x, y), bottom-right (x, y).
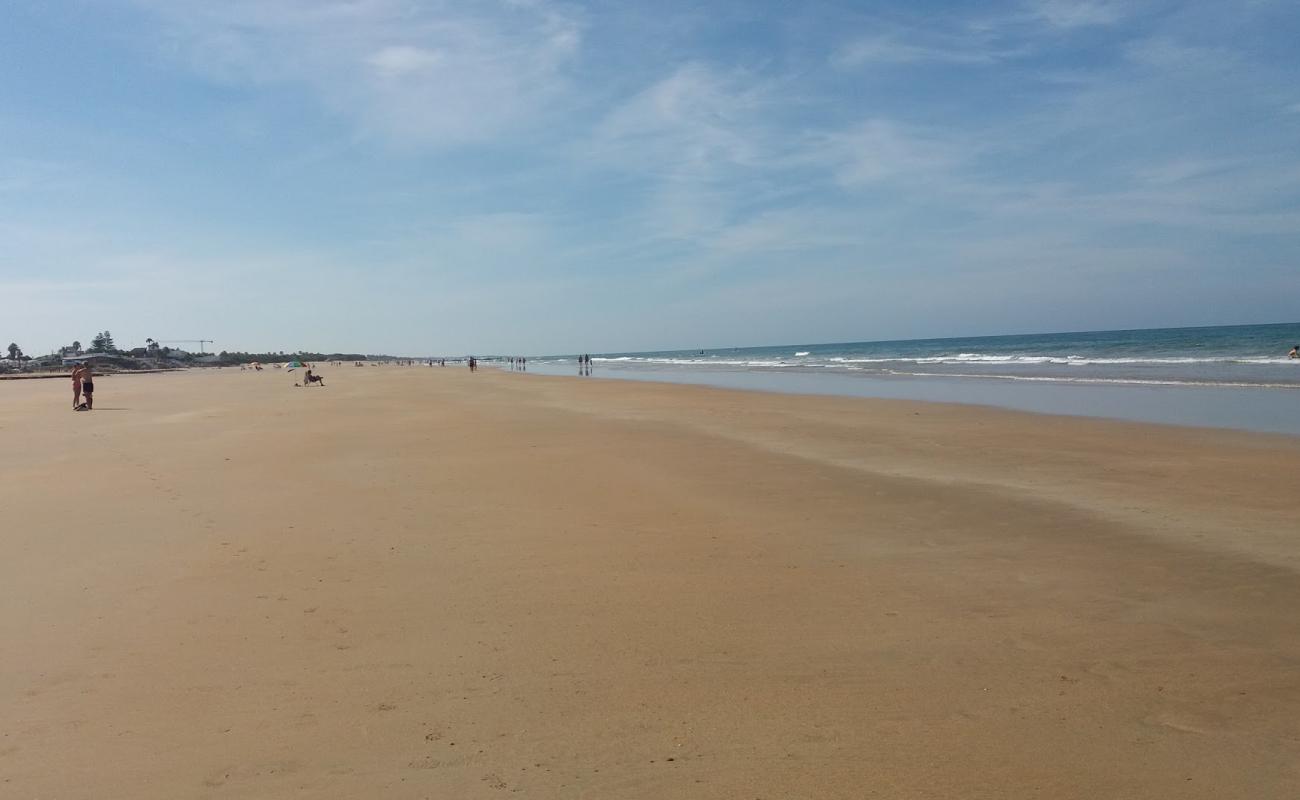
top-left (6, 343), bottom-right (20, 360)
top-left (72, 340), bottom-right (81, 354)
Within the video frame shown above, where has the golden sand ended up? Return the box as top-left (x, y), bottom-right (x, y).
top-left (3, 367), bottom-right (1298, 798)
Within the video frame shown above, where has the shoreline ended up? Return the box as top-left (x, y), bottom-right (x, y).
top-left (4, 367), bottom-right (1298, 798)
top-left (520, 361), bottom-right (1300, 436)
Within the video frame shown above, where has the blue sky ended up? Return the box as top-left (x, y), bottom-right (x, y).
top-left (2, 0), bottom-right (1298, 355)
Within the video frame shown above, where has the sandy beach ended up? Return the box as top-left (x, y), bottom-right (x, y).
top-left (2, 366), bottom-right (1298, 798)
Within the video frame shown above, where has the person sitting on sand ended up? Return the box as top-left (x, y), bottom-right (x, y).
top-left (1290, 345), bottom-right (1299, 359)
top-left (302, 369), bottom-right (325, 387)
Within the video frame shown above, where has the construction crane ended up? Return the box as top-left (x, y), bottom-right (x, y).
top-left (155, 339), bottom-right (214, 353)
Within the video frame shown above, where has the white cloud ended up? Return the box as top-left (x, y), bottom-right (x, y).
top-left (588, 64), bottom-right (770, 174)
top-left (832, 28), bottom-right (1021, 68)
top-left (133, 0), bottom-right (584, 147)
top-left (833, 35), bottom-right (1000, 67)
top-left (365, 45), bottom-right (442, 78)
top-left (1028, 0), bottom-right (1127, 29)
top-left (1123, 36), bottom-right (1234, 70)
top-left (706, 207), bottom-right (865, 257)
top-left (832, 1), bottom-right (1129, 70)
top-left (1133, 158), bottom-right (1240, 185)
top-left (814, 120), bottom-right (968, 187)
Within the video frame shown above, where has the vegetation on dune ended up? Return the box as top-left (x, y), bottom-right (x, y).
top-left (217, 351), bottom-right (393, 364)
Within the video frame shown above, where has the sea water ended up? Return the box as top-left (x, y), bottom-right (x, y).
top-left (523, 323), bottom-right (1300, 435)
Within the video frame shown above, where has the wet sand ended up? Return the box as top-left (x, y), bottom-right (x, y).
top-left (2, 367), bottom-right (1298, 798)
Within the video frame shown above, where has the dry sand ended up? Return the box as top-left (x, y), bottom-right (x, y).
top-left (2, 366), bottom-right (1298, 798)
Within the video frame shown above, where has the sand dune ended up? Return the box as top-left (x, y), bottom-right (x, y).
top-left (3, 367), bottom-right (1298, 798)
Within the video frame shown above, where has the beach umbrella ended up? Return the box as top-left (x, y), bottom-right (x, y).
top-left (285, 360), bottom-right (304, 370)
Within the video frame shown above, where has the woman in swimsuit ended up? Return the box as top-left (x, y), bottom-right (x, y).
top-left (71, 364), bottom-right (83, 409)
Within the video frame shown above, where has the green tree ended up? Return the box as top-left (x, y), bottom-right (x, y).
top-left (71, 340), bottom-right (81, 353)
top-left (90, 332), bottom-right (107, 353)
top-left (6, 343), bottom-right (20, 360)
top-left (102, 330), bottom-right (116, 352)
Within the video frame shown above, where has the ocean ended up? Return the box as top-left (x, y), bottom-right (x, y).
top-left (521, 323), bottom-right (1300, 435)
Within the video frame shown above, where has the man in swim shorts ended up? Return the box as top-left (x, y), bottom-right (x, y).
top-left (80, 364), bottom-right (95, 409)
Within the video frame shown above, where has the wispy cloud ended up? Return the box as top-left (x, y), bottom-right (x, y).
top-left (832, 0), bottom-right (1129, 69)
top-left (1133, 157), bottom-right (1241, 186)
top-left (812, 120), bottom-right (970, 187)
top-left (1027, 0), bottom-right (1128, 29)
top-left (587, 64), bottom-right (773, 175)
top-left (832, 34), bottom-right (1004, 67)
top-left (133, 0), bottom-right (584, 147)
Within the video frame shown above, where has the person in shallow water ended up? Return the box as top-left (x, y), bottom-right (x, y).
top-left (1290, 345), bottom-right (1299, 359)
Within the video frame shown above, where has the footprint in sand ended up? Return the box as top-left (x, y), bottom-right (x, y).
top-left (1143, 712), bottom-right (1218, 735)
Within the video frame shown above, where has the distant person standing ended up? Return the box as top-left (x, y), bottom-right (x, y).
top-left (71, 364), bottom-right (84, 409)
top-left (80, 364), bottom-right (95, 410)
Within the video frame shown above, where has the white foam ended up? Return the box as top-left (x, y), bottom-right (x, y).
top-left (885, 370), bottom-right (1300, 389)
